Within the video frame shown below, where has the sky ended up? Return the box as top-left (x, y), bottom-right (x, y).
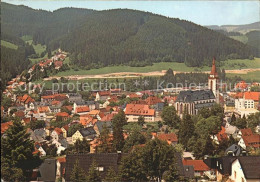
top-left (3, 0), bottom-right (260, 26)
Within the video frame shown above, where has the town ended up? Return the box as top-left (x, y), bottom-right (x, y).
top-left (1, 1), bottom-right (260, 182)
top-left (1, 51), bottom-right (260, 181)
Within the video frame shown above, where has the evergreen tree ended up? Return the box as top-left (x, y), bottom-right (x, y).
top-left (112, 110), bottom-right (127, 151)
top-left (70, 159), bottom-right (86, 182)
top-left (97, 124), bottom-right (113, 153)
top-left (178, 108), bottom-right (195, 149)
top-left (86, 160), bottom-right (102, 182)
top-left (235, 115), bottom-right (247, 129)
top-left (1, 119), bottom-right (42, 180)
top-left (105, 167), bottom-right (119, 182)
top-left (123, 128), bottom-right (146, 152)
top-left (66, 138), bottom-right (90, 154)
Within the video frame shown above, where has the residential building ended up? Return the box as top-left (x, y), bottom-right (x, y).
top-left (124, 104), bottom-right (155, 122)
top-left (72, 127), bottom-right (97, 143)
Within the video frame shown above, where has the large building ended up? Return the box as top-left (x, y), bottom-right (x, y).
top-left (175, 58), bottom-right (218, 117)
top-left (175, 90), bottom-right (216, 116)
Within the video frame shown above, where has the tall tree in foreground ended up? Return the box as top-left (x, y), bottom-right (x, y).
top-left (120, 138), bottom-right (180, 181)
top-left (86, 160), bottom-right (102, 182)
top-left (1, 119), bottom-right (42, 181)
top-left (112, 110), bottom-right (127, 151)
top-left (97, 124), bottom-right (113, 153)
top-left (70, 160), bottom-right (86, 182)
top-left (178, 108), bottom-right (195, 149)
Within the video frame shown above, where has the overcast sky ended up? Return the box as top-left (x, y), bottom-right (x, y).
top-left (3, 0), bottom-right (260, 26)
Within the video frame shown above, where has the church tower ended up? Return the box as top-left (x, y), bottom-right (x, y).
top-left (208, 57), bottom-right (219, 103)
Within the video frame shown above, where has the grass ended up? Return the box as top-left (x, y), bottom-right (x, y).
top-left (32, 43), bottom-right (46, 55)
top-left (229, 35), bottom-right (248, 44)
top-left (21, 35), bottom-right (33, 42)
top-left (55, 58), bottom-right (260, 76)
top-left (1, 40), bottom-right (18, 50)
top-left (226, 71), bottom-right (260, 82)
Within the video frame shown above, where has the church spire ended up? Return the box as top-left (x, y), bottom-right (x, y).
top-left (210, 57), bottom-right (218, 77)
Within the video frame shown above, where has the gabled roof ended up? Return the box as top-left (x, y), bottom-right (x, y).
top-left (89, 110), bottom-right (100, 116)
top-left (54, 128), bottom-right (63, 135)
top-left (38, 159), bottom-right (57, 182)
top-left (79, 127), bottom-right (96, 137)
top-left (145, 96), bottom-right (163, 105)
top-left (216, 126), bottom-right (228, 142)
top-left (56, 112), bottom-right (69, 117)
top-left (124, 104), bottom-right (155, 116)
top-left (101, 113), bottom-right (117, 122)
top-left (65, 153), bottom-right (128, 180)
top-left (176, 90), bottom-right (215, 103)
top-left (95, 121), bottom-right (113, 133)
top-left (236, 81), bottom-right (248, 89)
top-left (237, 156), bottom-right (260, 179)
top-left (38, 106), bottom-right (50, 113)
top-left (182, 159), bottom-right (210, 171)
top-left (242, 134), bottom-right (260, 148)
top-left (240, 128), bottom-right (253, 136)
top-left (76, 106), bottom-right (90, 113)
top-left (157, 133), bottom-right (178, 144)
top-left (14, 110), bottom-right (25, 118)
top-left (244, 91), bottom-right (260, 101)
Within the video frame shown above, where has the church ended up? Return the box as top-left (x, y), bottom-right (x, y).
top-left (175, 57), bottom-right (219, 117)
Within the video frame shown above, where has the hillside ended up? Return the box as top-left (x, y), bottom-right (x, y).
top-left (47, 9), bottom-right (255, 68)
top-left (206, 22), bottom-right (260, 34)
top-left (1, 3), bottom-right (257, 70)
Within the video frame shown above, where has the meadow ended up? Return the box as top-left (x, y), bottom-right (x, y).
top-left (1, 40), bottom-right (18, 50)
top-left (55, 58), bottom-right (260, 76)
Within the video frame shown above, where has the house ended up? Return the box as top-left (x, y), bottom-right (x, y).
top-left (238, 129), bottom-right (260, 149)
top-left (72, 127), bottom-right (97, 143)
top-left (80, 115), bottom-right (97, 127)
top-left (37, 159), bottom-right (57, 182)
top-left (56, 112), bottom-right (70, 121)
top-left (182, 159), bottom-right (211, 177)
top-left (175, 90), bottom-right (216, 117)
top-left (54, 60), bottom-right (63, 69)
top-left (225, 144), bottom-right (246, 156)
top-left (65, 153), bottom-right (128, 181)
top-left (34, 142), bottom-right (46, 156)
top-left (94, 121), bottom-right (113, 136)
top-left (75, 106), bottom-right (90, 115)
top-left (94, 91), bottom-right (111, 101)
top-left (124, 104), bottom-right (155, 122)
top-left (66, 93), bottom-right (82, 103)
top-left (51, 128), bottom-right (63, 141)
top-left (204, 156), bottom-right (260, 182)
top-left (61, 125), bottom-right (69, 138)
top-left (145, 96), bottom-right (164, 111)
top-left (236, 81), bottom-right (249, 91)
top-left (157, 133), bottom-right (178, 145)
top-left (230, 156), bottom-right (260, 182)
top-left (211, 126), bottom-right (228, 145)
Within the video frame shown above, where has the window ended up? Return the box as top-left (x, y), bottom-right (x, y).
top-left (241, 177), bottom-right (244, 182)
top-left (96, 167), bottom-right (104, 171)
top-left (234, 171), bottom-right (236, 179)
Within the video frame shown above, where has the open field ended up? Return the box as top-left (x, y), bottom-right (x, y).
top-left (1, 40), bottom-right (18, 50)
top-left (51, 58), bottom-right (260, 78)
top-left (21, 35), bottom-right (33, 42)
top-left (229, 35), bottom-right (248, 44)
top-left (226, 71), bottom-right (260, 82)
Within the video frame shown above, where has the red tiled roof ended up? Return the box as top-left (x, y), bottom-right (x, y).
top-left (241, 128), bottom-right (253, 136)
top-left (54, 128), bottom-right (63, 135)
top-left (157, 133), bottom-right (178, 144)
top-left (125, 104), bottom-right (155, 116)
top-left (97, 91), bottom-right (111, 96)
top-left (62, 125), bottom-right (69, 131)
top-left (1, 121), bottom-right (13, 134)
top-left (54, 61), bottom-right (63, 67)
top-left (22, 118), bottom-right (31, 124)
top-left (51, 100), bottom-right (61, 106)
top-left (244, 92), bottom-right (260, 101)
top-left (38, 106), bottom-right (50, 113)
top-left (216, 126), bottom-right (228, 142)
top-left (128, 93), bottom-right (140, 98)
top-left (146, 96), bottom-right (163, 105)
top-left (242, 134), bottom-right (260, 148)
top-left (236, 81), bottom-right (248, 89)
top-left (64, 105), bottom-right (73, 111)
top-left (182, 159), bottom-right (210, 171)
top-left (56, 112), bottom-right (69, 117)
top-left (101, 113), bottom-right (117, 122)
top-left (76, 106), bottom-right (90, 113)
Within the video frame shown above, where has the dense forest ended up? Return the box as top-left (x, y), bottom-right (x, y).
top-left (2, 2), bottom-right (257, 70)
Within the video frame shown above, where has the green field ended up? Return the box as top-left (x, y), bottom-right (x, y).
top-left (229, 35), bottom-right (248, 44)
top-left (227, 71), bottom-right (260, 82)
top-left (1, 40), bottom-right (18, 50)
top-left (21, 35), bottom-right (33, 42)
top-left (55, 58), bottom-right (260, 76)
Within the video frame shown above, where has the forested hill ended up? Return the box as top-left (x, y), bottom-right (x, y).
top-left (48, 9), bottom-right (255, 67)
top-left (1, 2), bottom-right (257, 69)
